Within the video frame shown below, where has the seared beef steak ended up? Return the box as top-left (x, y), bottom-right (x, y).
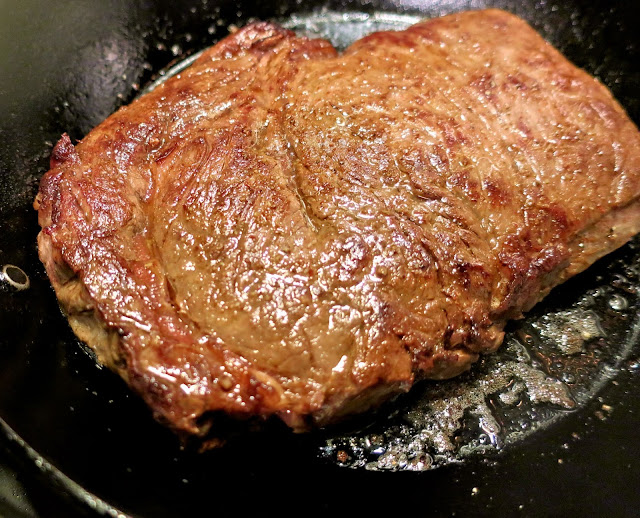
top-left (35, 9), bottom-right (640, 442)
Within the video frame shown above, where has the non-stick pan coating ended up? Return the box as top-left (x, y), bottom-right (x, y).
top-left (1, 1), bottom-right (639, 516)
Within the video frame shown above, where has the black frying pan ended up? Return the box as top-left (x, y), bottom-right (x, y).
top-left (1, 0), bottom-right (640, 516)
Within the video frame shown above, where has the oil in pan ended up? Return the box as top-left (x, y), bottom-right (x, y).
top-left (318, 243), bottom-right (640, 472)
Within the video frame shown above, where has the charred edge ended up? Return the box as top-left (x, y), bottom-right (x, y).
top-left (49, 133), bottom-right (78, 169)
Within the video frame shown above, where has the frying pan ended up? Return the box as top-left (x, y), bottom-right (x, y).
top-left (1, 0), bottom-right (640, 516)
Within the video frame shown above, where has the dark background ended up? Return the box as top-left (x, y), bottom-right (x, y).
top-left (1, 0), bottom-right (639, 516)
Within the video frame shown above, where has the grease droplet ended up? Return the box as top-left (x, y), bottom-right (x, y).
top-left (608, 294), bottom-right (628, 311)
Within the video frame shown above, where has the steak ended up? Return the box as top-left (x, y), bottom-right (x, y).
top-left (35, 9), bottom-right (640, 443)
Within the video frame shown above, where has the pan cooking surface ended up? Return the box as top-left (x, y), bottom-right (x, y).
top-left (1, 1), bottom-right (639, 516)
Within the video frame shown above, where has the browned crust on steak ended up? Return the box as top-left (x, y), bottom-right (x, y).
top-left (34, 10), bottom-right (640, 441)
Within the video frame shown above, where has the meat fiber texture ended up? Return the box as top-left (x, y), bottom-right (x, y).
top-left (35, 9), bottom-right (640, 443)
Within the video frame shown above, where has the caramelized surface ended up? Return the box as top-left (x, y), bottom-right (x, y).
top-left (35, 10), bottom-right (640, 438)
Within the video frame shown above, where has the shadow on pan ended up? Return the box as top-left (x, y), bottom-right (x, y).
top-left (1, 0), bottom-right (639, 516)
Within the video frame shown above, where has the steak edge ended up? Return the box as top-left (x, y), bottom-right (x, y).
top-left (35, 9), bottom-right (640, 442)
